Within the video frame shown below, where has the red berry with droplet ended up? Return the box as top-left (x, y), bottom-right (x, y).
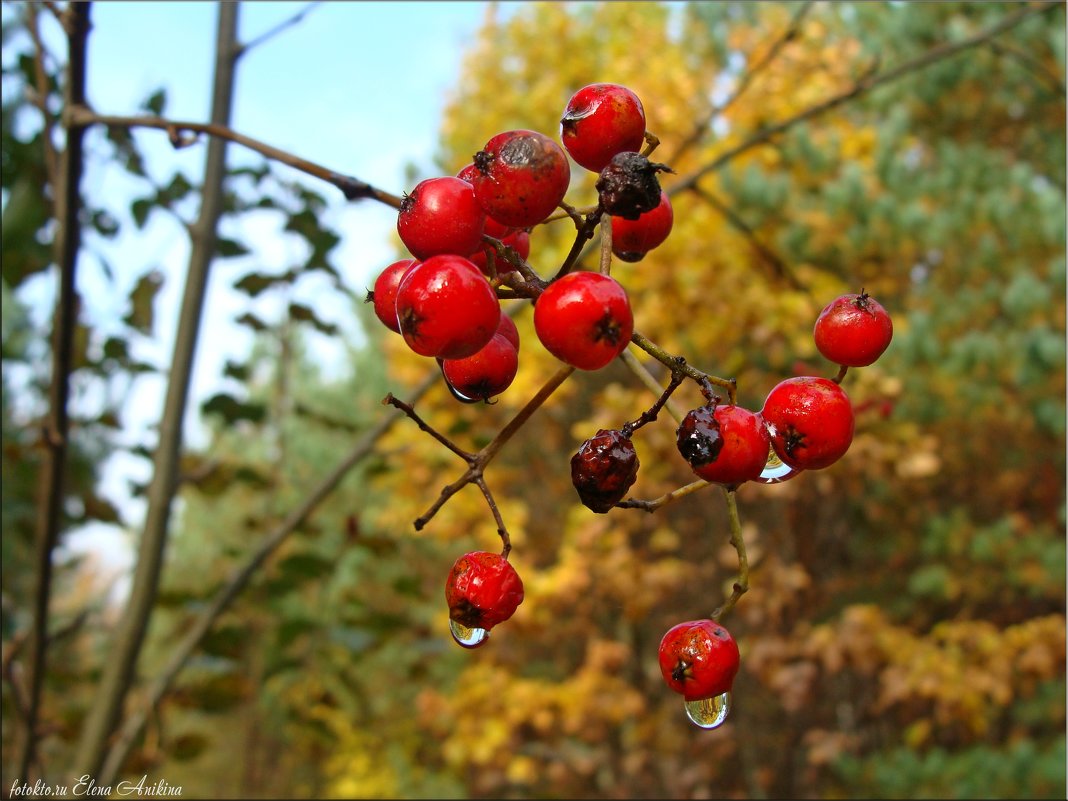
top-left (560, 83), bottom-right (646, 173)
top-left (471, 130), bottom-right (571, 228)
top-left (611, 190), bottom-right (673, 262)
top-left (397, 176), bottom-right (486, 259)
top-left (677, 404), bottom-right (770, 487)
top-left (658, 619), bottom-right (740, 701)
top-left (441, 333), bottom-right (519, 402)
top-left (761, 376), bottom-right (855, 471)
top-left (445, 551), bottom-right (524, 631)
top-left (367, 258), bottom-right (416, 333)
top-left (570, 428), bottom-right (639, 513)
top-left (534, 271), bottom-right (634, 370)
top-left (394, 254), bottom-right (500, 359)
top-left (814, 290), bottom-right (894, 367)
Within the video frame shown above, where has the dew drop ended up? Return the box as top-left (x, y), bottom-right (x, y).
top-left (684, 691), bottom-right (731, 729)
top-left (754, 445), bottom-right (801, 484)
top-left (449, 619), bottom-right (489, 648)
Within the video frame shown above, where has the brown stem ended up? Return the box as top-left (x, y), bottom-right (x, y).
top-left (832, 364), bottom-right (849, 384)
top-left (17, 1), bottom-right (90, 782)
top-left (711, 488), bottom-right (749, 621)
top-left (619, 348), bottom-right (687, 425)
top-left (598, 211), bottom-right (614, 275)
top-left (629, 330), bottom-right (736, 403)
top-left (552, 209), bottom-right (602, 280)
top-left (617, 479), bottom-right (709, 512)
top-left (66, 106), bottom-right (403, 207)
top-left (620, 370), bottom-right (685, 438)
top-left (235, 1), bottom-right (323, 58)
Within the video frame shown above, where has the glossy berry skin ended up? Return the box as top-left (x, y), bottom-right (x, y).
top-left (445, 551), bottom-right (524, 631)
top-left (397, 176), bottom-right (486, 260)
top-left (395, 254), bottom-right (501, 359)
top-left (534, 272), bottom-right (634, 371)
top-left (761, 376), bottom-right (855, 471)
top-left (570, 429), bottom-right (639, 513)
top-left (814, 291), bottom-right (894, 367)
top-left (659, 619), bottom-right (740, 701)
top-left (677, 404), bottom-right (771, 487)
top-left (611, 190), bottom-right (673, 262)
top-left (560, 83), bottom-right (646, 173)
top-left (495, 314), bottom-right (521, 352)
top-left (441, 333), bottom-right (519, 402)
top-left (472, 130), bottom-right (571, 228)
top-left (368, 258), bottom-right (416, 333)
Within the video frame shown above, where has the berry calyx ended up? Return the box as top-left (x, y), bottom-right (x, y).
top-left (677, 403), bottom-right (771, 487)
top-left (445, 551), bottom-right (524, 645)
top-left (533, 271), bottom-right (634, 371)
top-left (394, 254), bottom-right (501, 359)
top-left (471, 130), bottom-right (571, 228)
top-left (658, 619), bottom-right (740, 701)
top-left (596, 151), bottom-right (673, 220)
top-left (761, 376), bottom-right (855, 471)
top-left (367, 258), bottom-right (417, 333)
top-left (560, 82), bottom-right (646, 173)
top-left (570, 428), bottom-right (639, 513)
top-left (611, 190), bottom-right (673, 262)
top-left (441, 333), bottom-right (519, 402)
top-left (397, 176), bottom-right (486, 259)
top-left (813, 290), bottom-right (894, 367)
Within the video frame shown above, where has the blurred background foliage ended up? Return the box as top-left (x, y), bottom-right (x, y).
top-left (2, 1), bottom-right (1065, 799)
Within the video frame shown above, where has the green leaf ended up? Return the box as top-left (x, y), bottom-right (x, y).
top-left (130, 197), bottom-right (153, 229)
top-left (141, 87), bottom-right (167, 116)
top-left (289, 302), bottom-right (338, 336)
top-left (124, 270), bottom-right (163, 334)
top-left (215, 237), bottom-right (250, 259)
top-left (234, 271), bottom-right (283, 297)
top-left (235, 311), bottom-right (269, 331)
top-left (201, 393), bottom-right (266, 425)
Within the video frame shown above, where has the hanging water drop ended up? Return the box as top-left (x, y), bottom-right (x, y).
top-left (754, 445), bottom-right (801, 484)
top-left (683, 691), bottom-right (731, 729)
top-left (449, 619), bottom-right (489, 648)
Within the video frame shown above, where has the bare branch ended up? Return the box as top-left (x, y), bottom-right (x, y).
top-left (235, 1), bottom-right (324, 58)
top-left (711, 489), bottom-right (749, 621)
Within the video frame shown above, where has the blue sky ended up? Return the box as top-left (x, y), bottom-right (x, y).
top-left (7, 1), bottom-right (500, 578)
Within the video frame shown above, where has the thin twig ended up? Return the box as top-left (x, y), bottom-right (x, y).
top-left (235, 1), bottom-right (324, 58)
top-left (620, 370), bottom-right (685, 438)
top-left (711, 488), bottom-right (749, 621)
top-left (617, 479), bottom-right (709, 512)
top-left (987, 39), bottom-right (1066, 97)
top-left (66, 106), bottom-right (403, 207)
top-left (619, 347), bottom-right (687, 425)
top-left (25, 2), bottom-right (59, 193)
top-left (670, 3), bottom-right (1057, 196)
top-left (630, 331), bottom-right (736, 403)
top-left (598, 211), bottom-right (613, 275)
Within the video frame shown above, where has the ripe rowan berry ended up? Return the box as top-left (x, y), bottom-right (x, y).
top-left (471, 130), bottom-right (571, 228)
top-left (560, 82), bottom-right (646, 173)
top-left (761, 376), bottom-right (855, 471)
top-left (494, 314), bottom-right (521, 352)
top-left (394, 254), bottom-right (501, 359)
top-left (570, 428), bottom-right (639, 513)
top-left (533, 271), bottom-right (634, 370)
top-left (441, 333), bottom-right (519, 402)
top-left (813, 290), bottom-right (894, 367)
top-left (677, 403), bottom-right (770, 488)
top-left (658, 619), bottom-right (740, 702)
top-left (397, 176), bottom-right (486, 259)
top-left (596, 151), bottom-right (672, 220)
top-left (445, 551), bottom-right (524, 648)
top-left (367, 258), bottom-right (417, 333)
top-left (611, 190), bottom-right (673, 262)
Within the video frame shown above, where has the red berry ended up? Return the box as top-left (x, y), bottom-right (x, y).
top-left (761, 376), bottom-right (855, 471)
top-left (570, 428), bottom-right (639, 513)
top-left (560, 83), bottom-right (646, 173)
top-left (658, 619), bottom-right (740, 701)
top-left (471, 130), bottom-right (571, 228)
top-left (813, 291), bottom-right (894, 367)
top-left (395, 254), bottom-right (501, 359)
top-left (533, 271), bottom-right (634, 371)
top-left (445, 551), bottom-right (524, 634)
top-left (495, 314), bottom-right (521, 352)
top-left (441, 333), bottom-right (519, 402)
top-left (611, 190), bottom-right (673, 262)
top-left (397, 176), bottom-right (486, 260)
top-left (677, 404), bottom-right (770, 487)
top-left (367, 258), bottom-right (417, 333)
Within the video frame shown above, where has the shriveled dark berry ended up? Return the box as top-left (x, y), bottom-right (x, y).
top-left (570, 428), bottom-right (639, 513)
top-left (595, 152), bottom-right (673, 220)
top-left (676, 406), bottom-right (723, 468)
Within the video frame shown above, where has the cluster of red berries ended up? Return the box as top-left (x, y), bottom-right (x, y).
top-left (368, 82), bottom-right (894, 727)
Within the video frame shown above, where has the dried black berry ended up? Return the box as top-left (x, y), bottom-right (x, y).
top-left (595, 152), bottom-right (673, 220)
top-left (676, 406), bottom-right (723, 468)
top-left (570, 428), bottom-right (640, 513)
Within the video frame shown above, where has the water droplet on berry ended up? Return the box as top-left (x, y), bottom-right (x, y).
top-left (683, 691), bottom-right (731, 729)
top-left (449, 619), bottom-right (489, 648)
top-left (754, 446), bottom-right (801, 484)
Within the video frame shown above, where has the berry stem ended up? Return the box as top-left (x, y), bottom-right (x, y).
top-left (620, 369), bottom-right (685, 438)
top-left (711, 488), bottom-right (749, 622)
top-left (552, 207), bottom-right (603, 281)
top-left (474, 476), bottom-right (511, 559)
top-left (382, 393), bottom-right (473, 460)
top-left (630, 331), bottom-right (737, 403)
top-left (619, 348), bottom-right (687, 425)
top-left (640, 130), bottom-right (661, 158)
top-left (598, 211), bottom-right (614, 275)
top-left (832, 364), bottom-right (849, 384)
top-left (616, 479), bottom-right (709, 512)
